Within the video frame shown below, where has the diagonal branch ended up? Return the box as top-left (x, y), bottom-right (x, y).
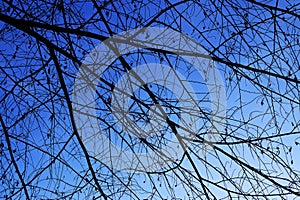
top-left (0, 115), bottom-right (30, 199)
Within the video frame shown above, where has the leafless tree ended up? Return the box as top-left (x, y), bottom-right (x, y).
top-left (1, 0), bottom-right (300, 199)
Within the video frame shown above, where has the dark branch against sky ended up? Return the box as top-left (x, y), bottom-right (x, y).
top-left (0, 0), bottom-right (300, 199)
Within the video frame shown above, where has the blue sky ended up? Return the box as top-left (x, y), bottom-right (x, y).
top-left (0, 0), bottom-right (300, 199)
